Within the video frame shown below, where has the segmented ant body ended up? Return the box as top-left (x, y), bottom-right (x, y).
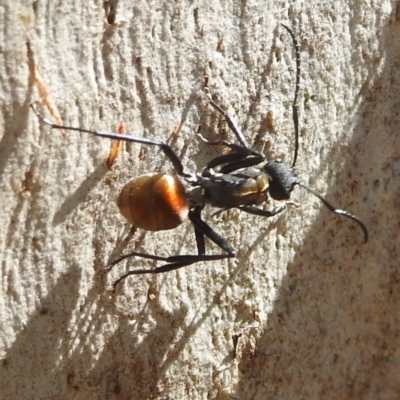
top-left (31, 25), bottom-right (368, 291)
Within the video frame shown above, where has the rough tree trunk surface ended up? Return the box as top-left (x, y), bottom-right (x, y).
top-left (0, 1), bottom-right (398, 399)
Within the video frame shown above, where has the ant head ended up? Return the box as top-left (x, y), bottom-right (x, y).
top-left (264, 160), bottom-right (298, 200)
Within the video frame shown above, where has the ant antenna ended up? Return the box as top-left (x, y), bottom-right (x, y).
top-left (269, 26), bottom-right (368, 243)
top-left (281, 24), bottom-right (300, 169)
top-left (298, 183), bottom-right (369, 243)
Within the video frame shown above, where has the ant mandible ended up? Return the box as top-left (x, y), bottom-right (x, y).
top-left (31, 24), bottom-right (368, 292)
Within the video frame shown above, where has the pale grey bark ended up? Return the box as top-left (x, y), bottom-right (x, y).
top-left (0, 1), bottom-right (398, 399)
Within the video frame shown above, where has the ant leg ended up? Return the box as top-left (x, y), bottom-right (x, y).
top-left (197, 134), bottom-right (265, 174)
top-left (192, 206), bottom-right (206, 255)
top-left (212, 204), bottom-right (286, 219)
top-left (204, 27), bottom-right (300, 161)
top-left (197, 133), bottom-right (247, 153)
top-left (238, 205), bottom-right (286, 217)
top-left (188, 209), bottom-right (236, 255)
top-left (203, 89), bottom-right (249, 149)
top-left (110, 209), bottom-right (236, 290)
top-left (111, 253), bottom-right (233, 291)
top-left (30, 104), bottom-right (191, 179)
top-left (201, 152), bottom-right (264, 177)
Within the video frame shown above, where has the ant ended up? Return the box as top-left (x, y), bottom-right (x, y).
top-left (31, 24), bottom-right (368, 291)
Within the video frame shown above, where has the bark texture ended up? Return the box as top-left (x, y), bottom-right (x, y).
top-left (0, 1), bottom-right (398, 399)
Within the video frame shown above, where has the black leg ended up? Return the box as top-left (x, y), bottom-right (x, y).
top-left (203, 89), bottom-right (250, 149)
top-left (188, 209), bottom-right (235, 255)
top-left (110, 208), bottom-right (236, 290)
top-left (238, 205), bottom-right (286, 218)
top-left (30, 104), bottom-right (191, 179)
top-left (111, 253), bottom-right (234, 291)
top-left (192, 206), bottom-right (206, 256)
top-left (197, 134), bottom-right (264, 174)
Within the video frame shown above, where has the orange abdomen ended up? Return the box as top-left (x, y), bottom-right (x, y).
top-left (117, 173), bottom-right (189, 231)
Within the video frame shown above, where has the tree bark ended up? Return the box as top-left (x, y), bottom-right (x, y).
top-left (0, 1), bottom-right (398, 399)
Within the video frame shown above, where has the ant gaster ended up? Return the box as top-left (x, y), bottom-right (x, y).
top-left (31, 25), bottom-right (368, 291)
